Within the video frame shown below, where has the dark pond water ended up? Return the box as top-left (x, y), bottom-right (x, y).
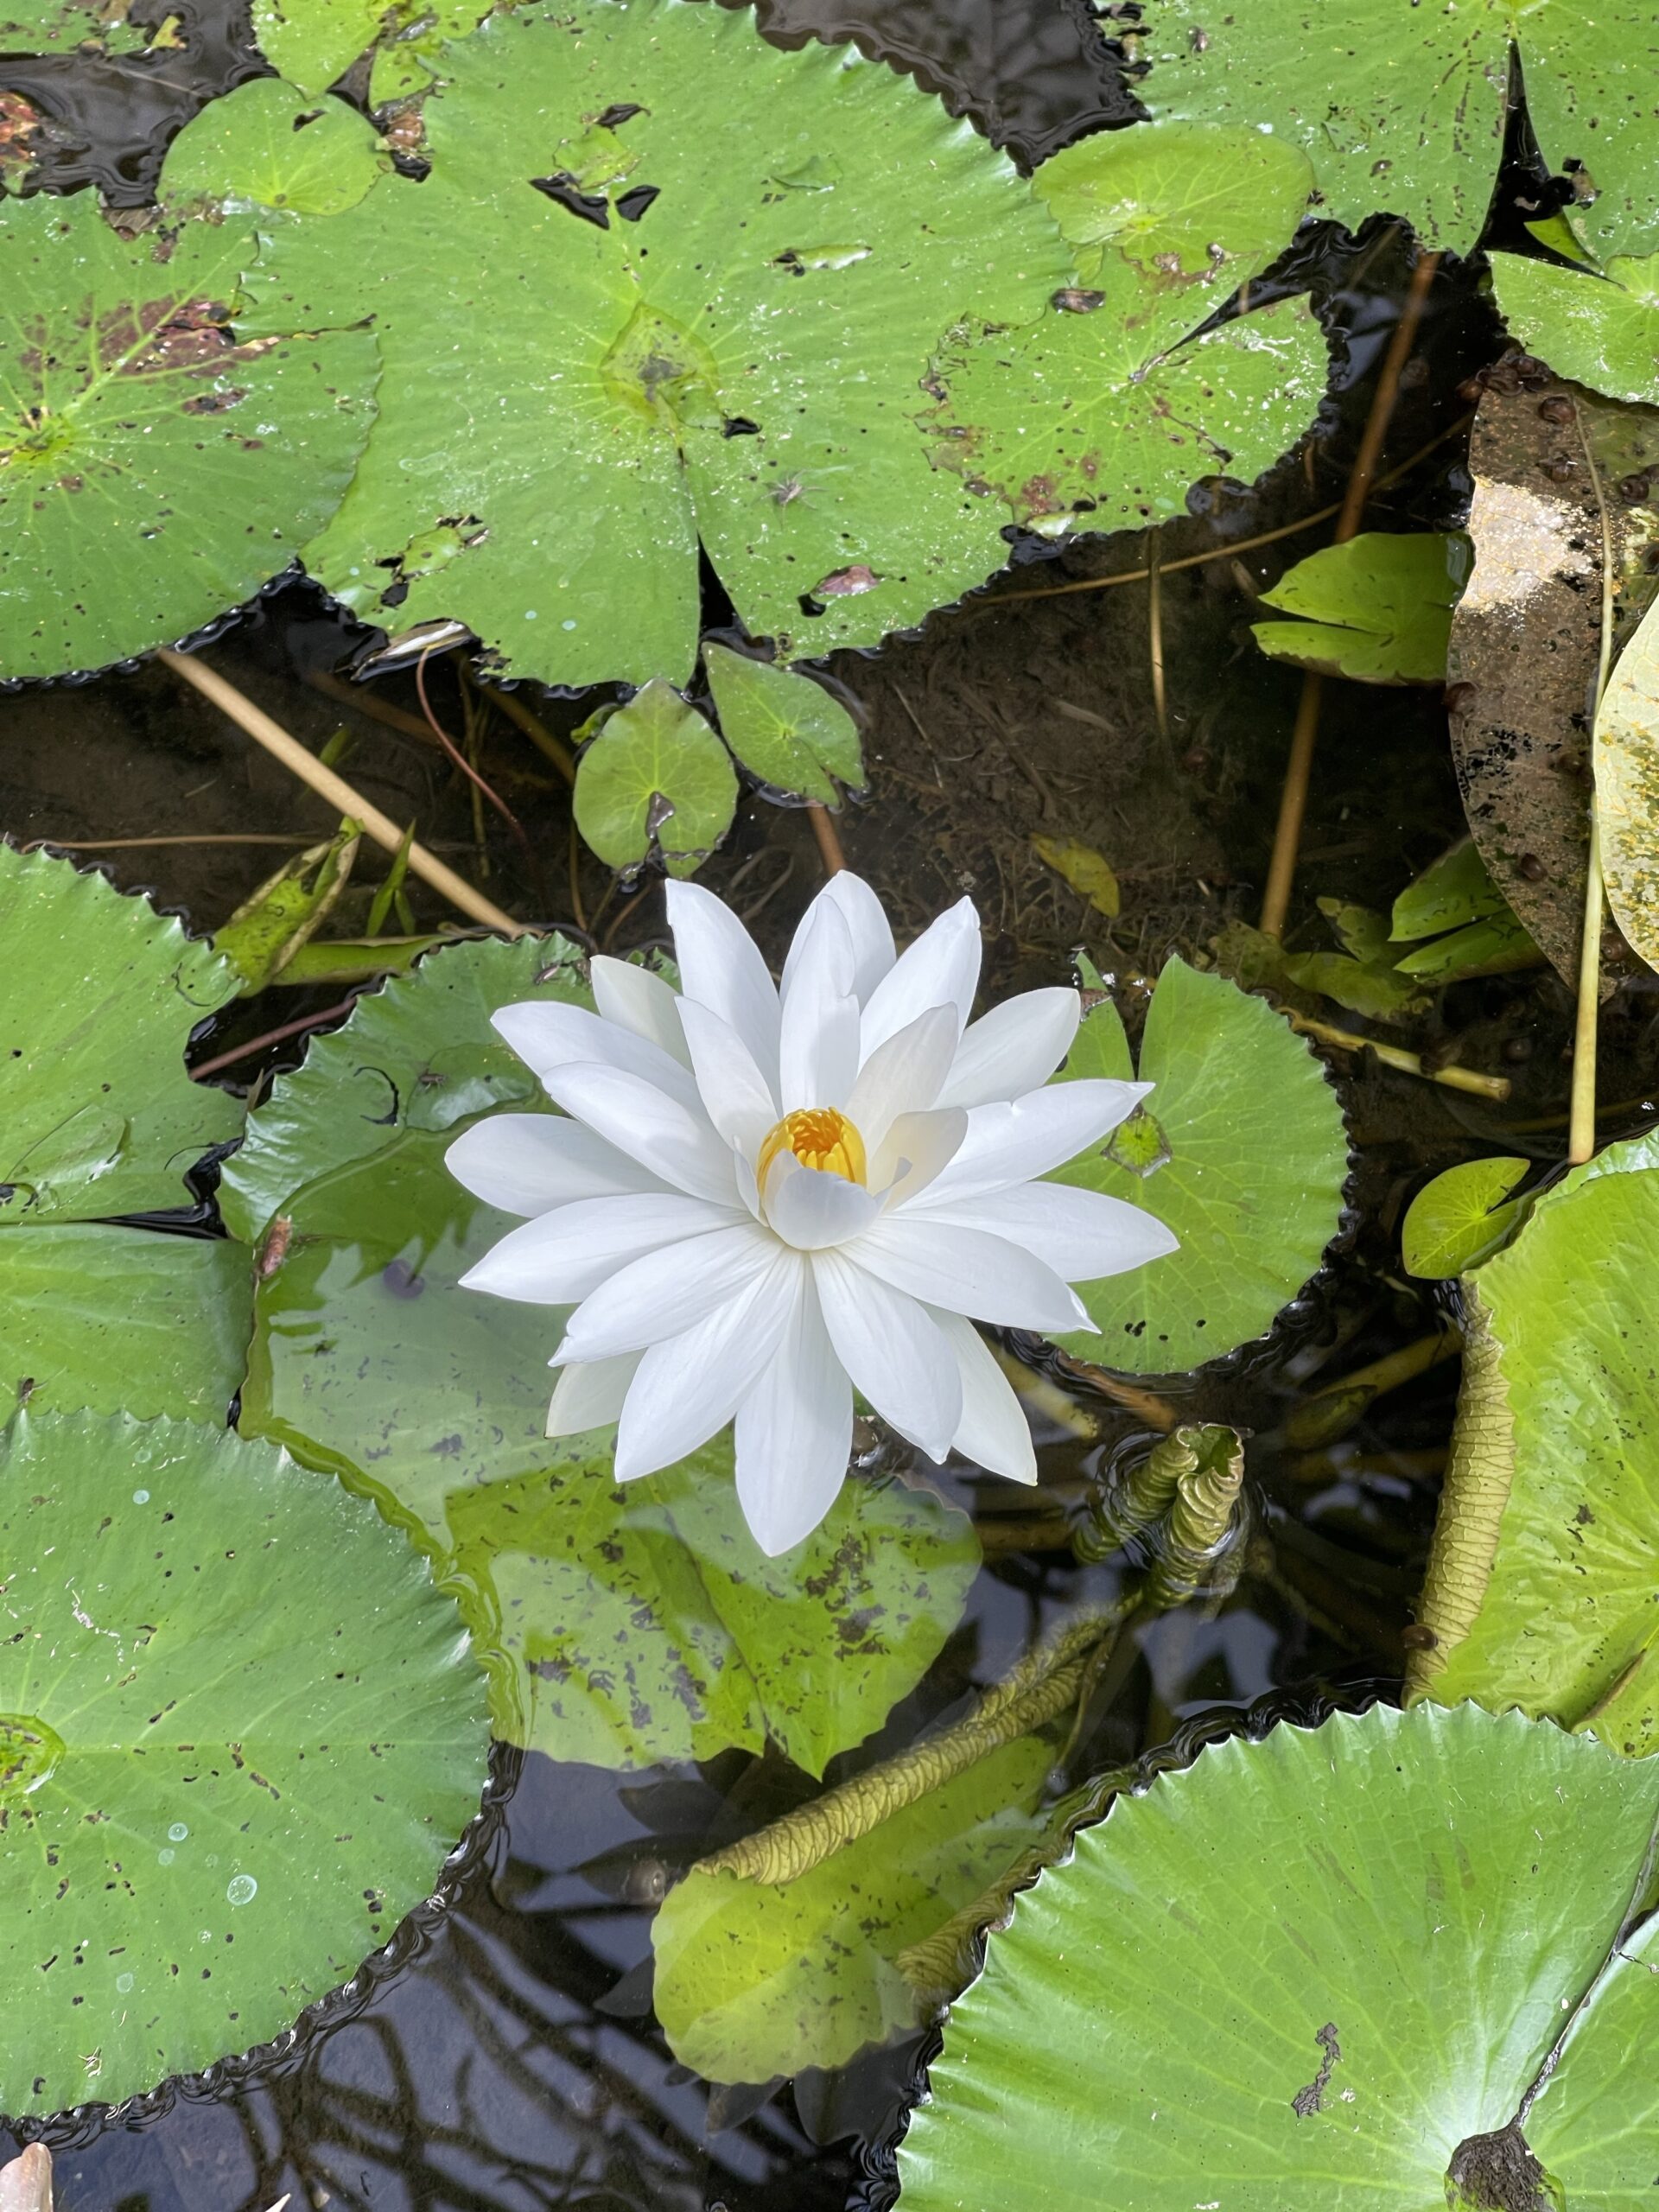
top-left (7, 3), bottom-right (1659, 2209)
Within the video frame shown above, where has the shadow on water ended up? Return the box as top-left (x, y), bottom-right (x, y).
top-left (2, 4), bottom-right (1643, 2209)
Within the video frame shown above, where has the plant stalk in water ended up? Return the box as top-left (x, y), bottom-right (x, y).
top-left (1569, 393), bottom-right (1617, 1167)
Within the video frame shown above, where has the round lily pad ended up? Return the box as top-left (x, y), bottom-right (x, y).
top-left (899, 1703), bottom-right (1659, 2211)
top-left (226, 936), bottom-right (980, 1776)
top-left (702, 644), bottom-right (864, 806)
top-left (1049, 957), bottom-right (1349, 1373)
top-left (1411, 1136), bottom-right (1659, 1758)
top-left (572, 679), bottom-right (739, 878)
top-left (1401, 1155), bottom-right (1530, 1280)
top-left (0, 1411), bottom-right (490, 2119)
top-left (0, 846), bottom-right (239, 1223)
top-left (158, 77), bottom-right (389, 218)
top-left (238, 0), bottom-right (1071, 685)
top-left (0, 192), bottom-right (377, 680)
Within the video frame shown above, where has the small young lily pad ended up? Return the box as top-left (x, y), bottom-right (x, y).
top-left (1401, 1157), bottom-right (1531, 1280)
top-left (1049, 957), bottom-right (1348, 1373)
top-left (158, 77), bottom-right (388, 217)
top-left (1491, 249), bottom-right (1659, 407)
top-left (0, 194), bottom-right (378, 681)
top-left (0, 1411), bottom-right (489, 2118)
top-left (227, 935), bottom-right (981, 1776)
top-left (1410, 1137), bottom-right (1659, 1758)
top-left (1251, 532), bottom-right (1470, 685)
top-left (0, 847), bottom-right (239, 1222)
top-left (898, 1703), bottom-right (1659, 2211)
top-left (702, 645), bottom-right (863, 806)
top-left (572, 680), bottom-right (739, 879)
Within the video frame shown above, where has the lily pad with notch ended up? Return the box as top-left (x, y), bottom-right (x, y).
top-left (238, 0), bottom-right (1072, 685)
top-left (1047, 957), bottom-right (1349, 1374)
top-left (0, 190), bottom-right (378, 681)
top-left (158, 76), bottom-right (388, 218)
top-left (1139, 0), bottom-right (1659, 259)
top-left (0, 1410), bottom-right (489, 2119)
top-left (702, 644), bottom-right (863, 807)
top-left (919, 119), bottom-right (1325, 537)
top-left (572, 679), bottom-right (739, 879)
top-left (898, 1702), bottom-right (1659, 2211)
top-left (226, 935), bottom-right (982, 1776)
top-left (1251, 531), bottom-right (1470, 685)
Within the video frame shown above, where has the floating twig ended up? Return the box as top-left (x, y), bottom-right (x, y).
top-left (159, 649), bottom-right (525, 937)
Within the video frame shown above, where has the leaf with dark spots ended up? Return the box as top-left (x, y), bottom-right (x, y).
top-left (1446, 372), bottom-right (1659, 986)
top-left (0, 193), bottom-right (376, 680)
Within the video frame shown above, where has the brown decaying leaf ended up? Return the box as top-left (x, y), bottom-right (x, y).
top-left (1446, 362), bottom-right (1659, 987)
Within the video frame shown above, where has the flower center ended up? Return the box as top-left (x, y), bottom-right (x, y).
top-left (757, 1107), bottom-right (868, 1188)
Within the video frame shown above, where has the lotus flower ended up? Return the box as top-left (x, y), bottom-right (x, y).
top-left (448, 874), bottom-right (1176, 1554)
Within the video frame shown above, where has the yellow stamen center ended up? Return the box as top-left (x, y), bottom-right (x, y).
top-left (757, 1106), bottom-right (868, 1189)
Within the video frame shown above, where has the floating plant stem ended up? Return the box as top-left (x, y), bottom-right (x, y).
top-left (700, 1599), bottom-right (1134, 1886)
top-left (1285, 1329), bottom-right (1462, 1450)
top-left (1260, 246), bottom-right (1441, 939)
top-left (1285, 1011), bottom-right (1510, 1100)
top-left (160, 650), bottom-right (525, 936)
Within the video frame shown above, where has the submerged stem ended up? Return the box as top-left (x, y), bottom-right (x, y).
top-left (699, 1599), bottom-right (1131, 1887)
top-left (1568, 394), bottom-right (1617, 1167)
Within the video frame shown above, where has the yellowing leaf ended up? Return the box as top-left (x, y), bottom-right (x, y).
top-left (1031, 836), bottom-right (1120, 918)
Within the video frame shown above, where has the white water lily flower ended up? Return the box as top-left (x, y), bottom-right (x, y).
top-left (447, 874), bottom-right (1177, 1556)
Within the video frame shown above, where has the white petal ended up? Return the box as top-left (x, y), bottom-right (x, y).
top-left (860, 897), bottom-right (981, 1059)
top-left (557, 1220), bottom-right (779, 1361)
top-left (929, 1307), bottom-right (1038, 1484)
top-left (844, 1004), bottom-right (959, 1154)
top-left (812, 1250), bottom-right (963, 1462)
top-left (918, 1181), bottom-right (1179, 1281)
top-left (546, 1351), bottom-right (641, 1437)
top-left (590, 957), bottom-right (693, 1068)
top-left (678, 999), bottom-right (779, 1154)
top-left (612, 1255), bottom-right (798, 1479)
top-left (779, 899), bottom-right (859, 1111)
top-left (871, 1106), bottom-right (969, 1207)
top-left (847, 1215), bottom-right (1090, 1332)
top-left (536, 1062), bottom-right (739, 1205)
top-left (493, 1000), bottom-right (702, 1116)
top-left (665, 879), bottom-right (781, 1089)
top-left (460, 1192), bottom-right (736, 1303)
top-left (916, 1080), bottom-right (1150, 1207)
top-left (938, 988), bottom-right (1081, 1109)
top-left (734, 1271), bottom-right (855, 1554)
top-left (765, 1155), bottom-right (883, 1249)
top-left (781, 870), bottom-right (895, 1007)
top-left (445, 1113), bottom-right (667, 1215)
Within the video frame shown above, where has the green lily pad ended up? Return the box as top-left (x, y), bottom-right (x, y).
top-left (1139, 2), bottom-right (1659, 260)
top-left (1490, 250), bottom-right (1659, 408)
top-left (0, 0), bottom-right (156, 54)
top-left (249, 0), bottom-right (493, 100)
top-left (0, 1410), bottom-right (489, 2119)
top-left (702, 645), bottom-right (864, 806)
top-left (1049, 957), bottom-right (1348, 1374)
top-left (0, 193), bottom-right (378, 682)
top-left (1401, 1157), bottom-right (1531, 1281)
top-left (1251, 532), bottom-right (1470, 685)
top-left (158, 77), bottom-right (388, 217)
top-left (898, 1703), bottom-right (1659, 2211)
top-left (922, 121), bottom-right (1324, 536)
top-left (0, 847), bottom-right (239, 1222)
top-left (239, 0), bottom-right (1071, 685)
top-left (572, 680), bottom-right (739, 879)
top-left (1410, 1137), bottom-right (1659, 1758)
top-left (0, 1227), bottom-right (249, 1420)
top-left (653, 1733), bottom-right (1052, 2086)
top-left (227, 936), bottom-right (980, 1775)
